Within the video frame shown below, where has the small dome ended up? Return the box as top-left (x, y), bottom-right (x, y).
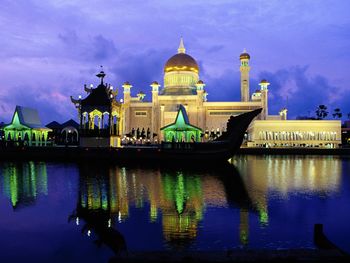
top-left (239, 52), bottom-right (250, 60)
top-left (164, 53), bottom-right (199, 73)
top-left (239, 48), bottom-right (250, 60)
top-left (260, 79), bottom-right (269, 84)
top-left (197, 80), bottom-right (204, 84)
top-left (151, 81), bottom-right (159, 85)
top-left (123, 81), bottom-right (131, 86)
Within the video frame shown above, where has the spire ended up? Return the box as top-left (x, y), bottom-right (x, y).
top-left (96, 65), bottom-right (106, 84)
top-left (177, 37), bottom-right (186, 54)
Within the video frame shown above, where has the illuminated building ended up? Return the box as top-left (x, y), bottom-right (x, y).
top-left (121, 38), bottom-right (269, 143)
top-left (247, 120), bottom-right (341, 148)
top-left (1, 106), bottom-right (51, 146)
top-left (71, 69), bottom-right (123, 147)
top-left (160, 105), bottom-right (202, 142)
top-left (71, 38), bottom-right (341, 147)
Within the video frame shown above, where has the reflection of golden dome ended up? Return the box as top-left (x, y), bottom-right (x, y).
top-left (164, 53), bottom-right (199, 73)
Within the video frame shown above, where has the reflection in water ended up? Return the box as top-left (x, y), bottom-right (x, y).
top-left (234, 155), bottom-right (341, 195)
top-left (73, 164), bottom-right (247, 250)
top-left (0, 162), bottom-right (48, 209)
top-left (0, 156), bottom-right (347, 261)
top-left (233, 155), bottom-right (341, 228)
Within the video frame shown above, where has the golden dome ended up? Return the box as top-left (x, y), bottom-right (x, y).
top-left (164, 53), bottom-right (199, 73)
top-left (239, 48), bottom-right (250, 60)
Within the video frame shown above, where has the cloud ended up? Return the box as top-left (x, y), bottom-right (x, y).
top-left (0, 83), bottom-right (75, 125)
top-left (1, 0), bottom-right (350, 124)
top-left (258, 66), bottom-right (349, 119)
top-left (203, 69), bottom-right (241, 101)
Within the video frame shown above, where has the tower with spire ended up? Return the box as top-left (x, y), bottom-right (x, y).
top-left (239, 48), bottom-right (251, 102)
top-left (259, 79), bottom-right (270, 120)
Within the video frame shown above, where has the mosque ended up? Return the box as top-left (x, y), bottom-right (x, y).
top-left (71, 38), bottom-right (341, 148)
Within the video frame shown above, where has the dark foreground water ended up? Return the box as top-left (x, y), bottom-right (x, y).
top-left (0, 155), bottom-right (349, 262)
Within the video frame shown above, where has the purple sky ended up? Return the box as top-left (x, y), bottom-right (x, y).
top-left (1, 0), bottom-right (350, 124)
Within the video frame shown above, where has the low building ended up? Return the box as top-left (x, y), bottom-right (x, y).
top-left (247, 120), bottom-right (341, 148)
top-left (1, 106), bottom-right (51, 146)
top-left (161, 105), bottom-right (202, 142)
top-left (46, 119), bottom-right (79, 145)
top-left (341, 120), bottom-right (350, 146)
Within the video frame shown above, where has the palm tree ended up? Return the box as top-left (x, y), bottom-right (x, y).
top-left (316, 105), bottom-right (328, 120)
top-left (332, 108), bottom-right (342, 119)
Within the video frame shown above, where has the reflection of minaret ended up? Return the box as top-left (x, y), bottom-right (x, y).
top-left (239, 208), bottom-right (249, 246)
top-left (233, 155), bottom-right (269, 226)
top-left (1, 162), bottom-right (48, 208)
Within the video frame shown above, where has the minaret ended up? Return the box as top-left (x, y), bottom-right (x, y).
top-left (239, 49), bottom-right (251, 102)
top-left (259, 79), bottom-right (270, 120)
top-left (151, 81), bottom-right (160, 141)
top-left (122, 81), bottom-right (132, 135)
top-left (178, 37), bottom-right (186, 54)
top-left (196, 80), bottom-right (205, 129)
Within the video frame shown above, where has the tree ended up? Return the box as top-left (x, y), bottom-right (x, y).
top-left (332, 108), bottom-right (342, 119)
top-left (316, 105), bottom-right (328, 120)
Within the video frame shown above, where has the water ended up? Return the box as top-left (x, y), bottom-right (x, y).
top-left (0, 155), bottom-right (349, 262)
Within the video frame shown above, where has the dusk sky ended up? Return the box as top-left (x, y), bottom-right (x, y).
top-left (1, 0), bottom-right (349, 124)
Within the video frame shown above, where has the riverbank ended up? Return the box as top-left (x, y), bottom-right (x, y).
top-left (1, 146), bottom-right (350, 164)
top-left (110, 248), bottom-right (348, 262)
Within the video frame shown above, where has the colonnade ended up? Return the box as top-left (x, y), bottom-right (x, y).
top-left (81, 110), bottom-right (122, 136)
top-left (4, 130), bottom-right (49, 146)
top-left (258, 131), bottom-right (337, 141)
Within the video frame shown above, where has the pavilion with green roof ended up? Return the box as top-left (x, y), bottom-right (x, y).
top-left (161, 105), bottom-right (202, 142)
top-left (2, 106), bottom-right (52, 146)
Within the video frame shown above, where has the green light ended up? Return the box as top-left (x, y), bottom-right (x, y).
top-left (259, 210), bottom-right (269, 225)
top-left (161, 105), bottom-right (202, 142)
top-left (29, 162), bottom-right (37, 198)
top-left (10, 168), bottom-right (18, 207)
top-left (175, 173), bottom-right (186, 214)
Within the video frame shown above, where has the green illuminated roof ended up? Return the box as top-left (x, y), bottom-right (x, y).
top-left (3, 106), bottom-right (51, 131)
top-left (161, 105), bottom-right (202, 132)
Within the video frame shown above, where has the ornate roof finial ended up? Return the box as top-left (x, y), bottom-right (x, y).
top-left (178, 37), bottom-right (186, 54)
top-left (96, 65), bottom-right (106, 84)
top-left (243, 48), bottom-right (247, 53)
